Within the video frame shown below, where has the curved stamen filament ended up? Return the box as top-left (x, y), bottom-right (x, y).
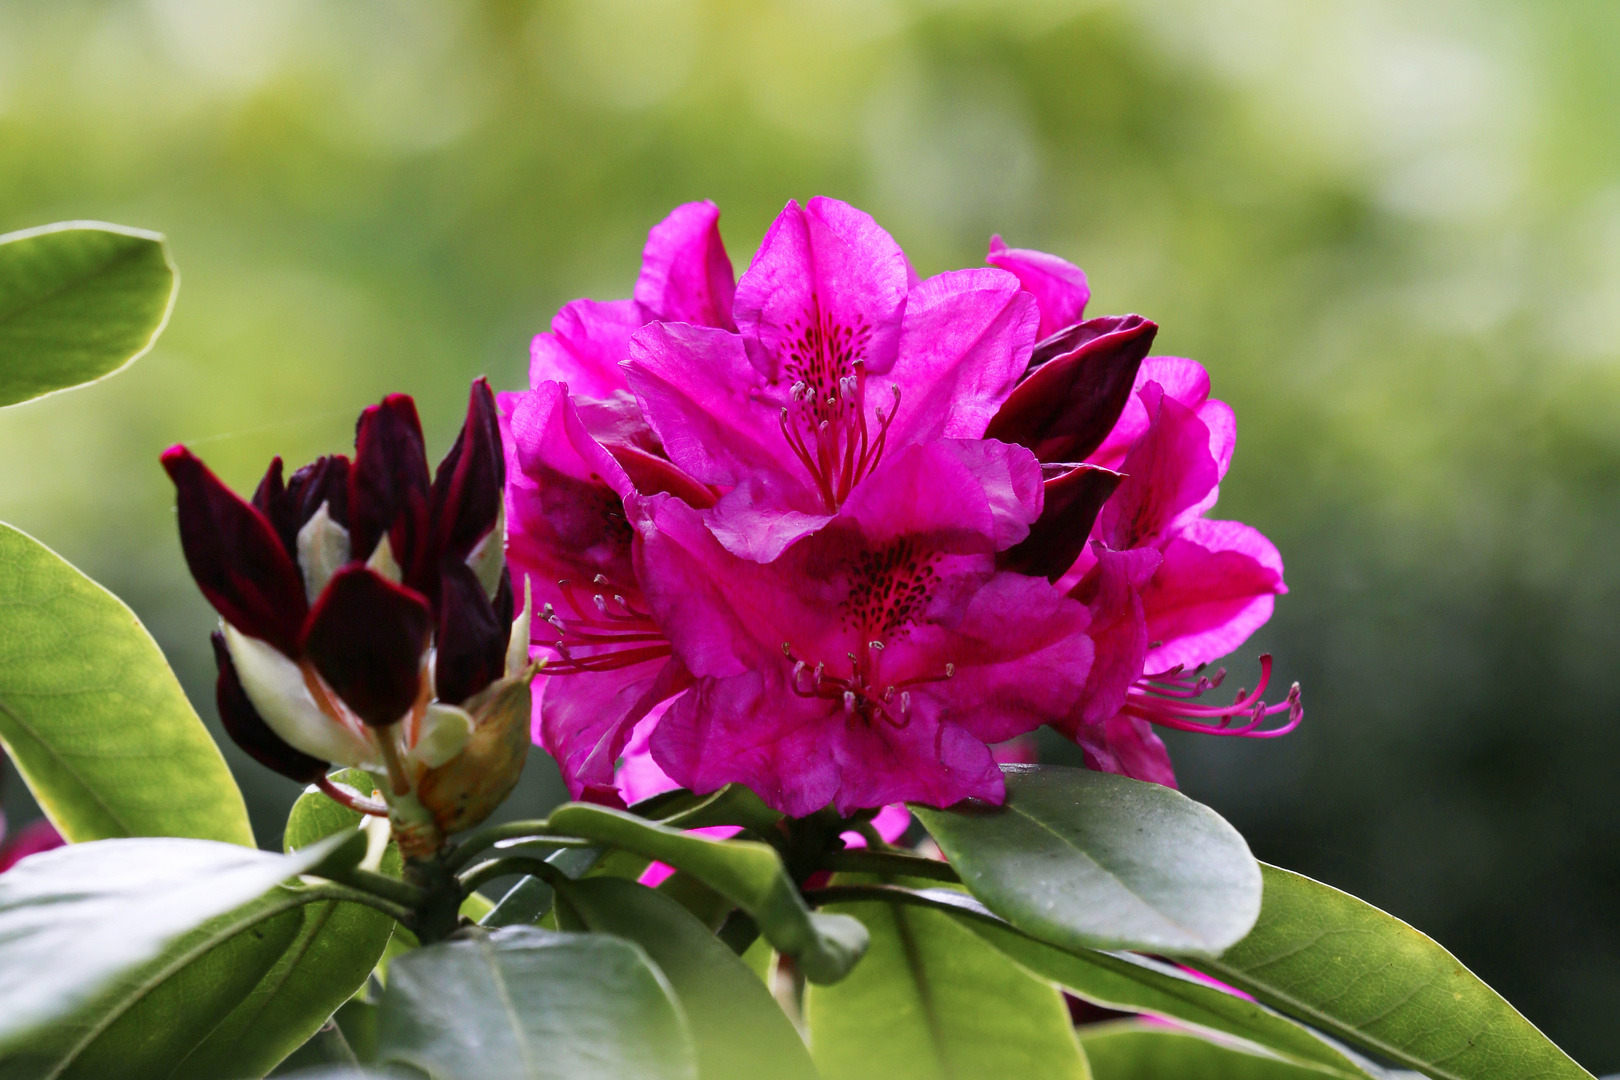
top-left (1123, 654), bottom-right (1302, 738)
top-left (535, 578), bottom-right (671, 675)
top-left (780, 363), bottom-right (902, 512)
top-left (782, 641), bottom-right (953, 730)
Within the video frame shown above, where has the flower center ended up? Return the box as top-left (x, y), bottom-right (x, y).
top-left (775, 316), bottom-right (902, 510)
top-left (535, 576), bottom-right (670, 674)
top-left (780, 537), bottom-right (953, 728)
top-left (1122, 654), bottom-right (1302, 737)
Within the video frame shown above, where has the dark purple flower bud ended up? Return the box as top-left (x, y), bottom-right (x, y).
top-left (254, 454), bottom-right (352, 560)
top-left (162, 445), bottom-right (310, 656)
top-left (985, 315), bottom-right (1157, 464)
top-left (210, 631), bottom-right (327, 783)
top-left (435, 561), bottom-right (511, 707)
top-left (998, 465), bottom-right (1123, 582)
top-left (425, 378), bottom-right (504, 578)
top-left (300, 566), bottom-right (433, 728)
top-left (349, 393), bottom-right (431, 569)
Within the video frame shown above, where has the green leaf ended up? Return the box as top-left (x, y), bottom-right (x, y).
top-left (0, 522), bottom-right (253, 846)
top-left (162, 775), bottom-right (398, 1079)
top-left (805, 881), bottom-right (1090, 1080)
top-left (1080, 1022), bottom-right (1353, 1079)
top-left (376, 925), bottom-right (698, 1080)
top-left (0, 222), bottom-right (177, 407)
top-left (0, 832), bottom-right (354, 1063)
top-left (958, 918), bottom-right (1372, 1078)
top-left (553, 876), bottom-right (819, 1080)
top-left (1198, 865), bottom-right (1595, 1080)
top-left (911, 765), bottom-right (1260, 955)
top-left (482, 875), bottom-right (553, 928)
top-left (546, 802), bottom-right (868, 984)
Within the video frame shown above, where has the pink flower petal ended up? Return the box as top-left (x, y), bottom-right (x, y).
top-left (986, 235), bottom-right (1090, 340)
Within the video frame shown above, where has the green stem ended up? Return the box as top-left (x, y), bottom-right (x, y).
top-left (457, 854), bottom-right (572, 898)
top-left (305, 882), bottom-right (418, 924)
top-left (319, 863), bottom-right (428, 910)
top-left (445, 821), bottom-right (594, 871)
top-left (822, 849), bottom-right (960, 882)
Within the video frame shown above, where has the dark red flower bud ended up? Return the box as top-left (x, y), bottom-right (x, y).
top-left (428, 378), bottom-right (504, 571)
top-left (211, 631), bottom-right (327, 783)
top-left (434, 561), bottom-right (511, 707)
top-left (162, 445), bottom-right (310, 656)
top-left (985, 315), bottom-right (1157, 464)
top-left (349, 393), bottom-right (431, 569)
top-left (300, 566), bottom-right (433, 728)
top-left (998, 464), bottom-right (1123, 582)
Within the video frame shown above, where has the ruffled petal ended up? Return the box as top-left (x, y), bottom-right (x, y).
top-left (162, 445), bottom-right (310, 656)
top-left (634, 200), bottom-right (737, 330)
top-left (1066, 544), bottom-right (1162, 728)
top-left (1096, 383), bottom-right (1220, 551)
top-left (539, 656), bottom-right (692, 798)
top-left (733, 197), bottom-right (909, 380)
top-left (885, 268), bottom-right (1038, 445)
top-left (1090, 356), bottom-right (1212, 470)
top-left (529, 297), bottom-right (644, 399)
top-left (1141, 518), bottom-right (1286, 672)
top-left (1076, 713), bottom-right (1178, 788)
top-left (986, 235), bottom-right (1091, 340)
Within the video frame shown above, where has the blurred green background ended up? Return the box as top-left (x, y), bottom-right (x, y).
top-left (1, 0), bottom-right (1617, 1067)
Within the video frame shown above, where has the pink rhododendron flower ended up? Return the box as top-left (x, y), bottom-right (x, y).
top-left (985, 242), bottom-right (1300, 787)
top-left (505, 196), bottom-right (1298, 812)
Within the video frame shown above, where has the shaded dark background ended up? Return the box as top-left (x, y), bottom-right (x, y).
top-left (1, 0), bottom-right (1617, 1068)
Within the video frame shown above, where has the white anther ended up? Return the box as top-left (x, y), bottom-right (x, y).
top-left (843, 691), bottom-right (857, 714)
top-left (899, 691), bottom-right (912, 715)
top-left (944, 663), bottom-right (955, 678)
top-left (593, 594), bottom-right (608, 613)
top-left (868, 640), bottom-right (884, 651)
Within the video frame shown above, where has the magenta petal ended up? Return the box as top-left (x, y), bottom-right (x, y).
top-left (1141, 519), bottom-right (1285, 672)
top-left (349, 393), bottom-right (431, 567)
top-left (842, 440), bottom-right (1043, 553)
top-left (162, 445), bottom-right (310, 656)
top-left (985, 315), bottom-right (1157, 464)
top-left (540, 656), bottom-right (693, 798)
top-left (886, 268), bottom-right (1040, 445)
top-left (733, 197), bottom-right (909, 380)
top-left (1067, 545), bottom-right (1162, 727)
top-left (0, 818), bottom-right (66, 874)
top-left (530, 297), bottom-right (644, 399)
top-left (998, 464), bottom-right (1123, 582)
top-left (1076, 713), bottom-right (1178, 788)
top-left (1096, 383), bottom-right (1220, 551)
top-left (300, 566), bottom-right (432, 728)
top-left (634, 200), bottom-right (737, 331)
top-left (212, 630), bottom-right (328, 783)
top-left (607, 444), bottom-right (716, 508)
top-left (627, 321), bottom-right (803, 491)
top-left (986, 235), bottom-right (1091, 340)
top-left (1090, 356), bottom-right (1212, 470)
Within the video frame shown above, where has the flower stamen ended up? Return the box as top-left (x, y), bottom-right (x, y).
top-left (1122, 654), bottom-right (1302, 738)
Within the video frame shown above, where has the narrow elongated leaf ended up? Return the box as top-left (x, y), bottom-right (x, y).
top-left (165, 776), bottom-right (398, 1079)
top-left (912, 765), bottom-right (1259, 955)
top-left (0, 222), bottom-right (177, 407)
top-left (0, 522), bottom-right (252, 845)
top-left (554, 876), bottom-right (819, 1080)
top-left (1198, 865), bottom-right (1595, 1080)
top-left (377, 925), bottom-right (698, 1080)
top-left (959, 918), bottom-right (1371, 1078)
top-left (546, 802), bottom-right (867, 983)
top-left (0, 832), bottom-right (353, 1061)
top-left (1080, 1022), bottom-right (1352, 1080)
top-left (806, 883), bottom-right (1090, 1080)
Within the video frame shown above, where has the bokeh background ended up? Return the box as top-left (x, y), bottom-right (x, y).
top-left (1, 0), bottom-right (1617, 1067)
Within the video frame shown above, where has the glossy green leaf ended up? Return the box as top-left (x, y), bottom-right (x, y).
top-left (958, 917), bottom-right (1371, 1078)
top-left (0, 222), bottom-right (177, 407)
top-left (1080, 1022), bottom-right (1352, 1080)
top-left (0, 522), bottom-right (252, 845)
top-left (376, 925), bottom-right (698, 1080)
top-left (554, 876), bottom-right (819, 1080)
top-left (546, 802), bottom-right (867, 983)
top-left (806, 882), bottom-right (1090, 1080)
top-left (164, 775), bottom-right (398, 1079)
top-left (1198, 865), bottom-right (1595, 1080)
top-left (911, 765), bottom-right (1260, 955)
top-left (266, 1020), bottom-right (361, 1075)
top-left (0, 832), bottom-right (354, 1065)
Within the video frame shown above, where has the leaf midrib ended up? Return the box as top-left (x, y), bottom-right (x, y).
top-left (0, 241), bottom-right (150, 335)
top-left (42, 888), bottom-right (333, 1080)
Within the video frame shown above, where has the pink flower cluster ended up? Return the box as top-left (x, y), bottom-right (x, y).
top-left (502, 198), bottom-right (1297, 816)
